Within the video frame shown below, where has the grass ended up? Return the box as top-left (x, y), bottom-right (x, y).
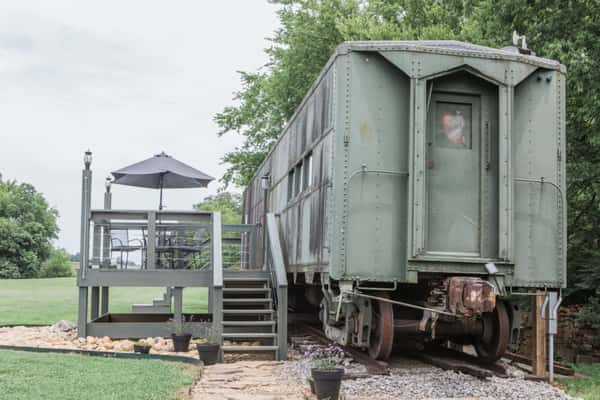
top-left (0, 350), bottom-right (195, 400)
top-left (0, 277), bottom-right (208, 325)
top-left (560, 364), bottom-right (600, 400)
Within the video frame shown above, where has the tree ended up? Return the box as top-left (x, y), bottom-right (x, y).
top-left (39, 248), bottom-right (73, 278)
top-left (194, 192), bottom-right (242, 225)
top-left (0, 177), bottom-right (59, 278)
top-left (215, 0), bottom-right (475, 187)
top-left (217, 0), bottom-right (600, 302)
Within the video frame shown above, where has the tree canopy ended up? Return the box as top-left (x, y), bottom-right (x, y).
top-left (194, 192), bottom-right (242, 225)
top-left (0, 177), bottom-right (59, 278)
top-left (217, 0), bottom-right (600, 302)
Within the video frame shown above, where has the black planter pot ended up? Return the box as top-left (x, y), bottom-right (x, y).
top-left (196, 343), bottom-right (220, 365)
top-left (311, 368), bottom-right (344, 400)
top-left (171, 334), bottom-right (191, 352)
top-left (133, 344), bottom-right (151, 354)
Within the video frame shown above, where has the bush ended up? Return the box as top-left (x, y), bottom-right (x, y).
top-left (0, 260), bottom-right (21, 279)
top-left (0, 179), bottom-right (58, 278)
top-left (39, 248), bottom-right (73, 278)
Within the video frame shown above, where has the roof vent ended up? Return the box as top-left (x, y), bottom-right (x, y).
top-left (505, 31), bottom-right (535, 55)
top-left (501, 31), bottom-right (535, 55)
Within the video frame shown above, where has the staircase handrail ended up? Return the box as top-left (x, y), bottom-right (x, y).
top-left (265, 212), bottom-right (288, 360)
top-left (265, 213), bottom-right (288, 290)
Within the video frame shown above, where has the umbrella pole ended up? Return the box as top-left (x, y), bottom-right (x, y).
top-left (159, 177), bottom-right (164, 211)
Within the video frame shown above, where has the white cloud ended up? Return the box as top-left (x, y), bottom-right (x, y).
top-left (0, 1), bottom-right (279, 252)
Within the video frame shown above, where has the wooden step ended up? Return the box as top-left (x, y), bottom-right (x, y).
top-left (224, 277), bottom-right (269, 282)
top-left (223, 288), bottom-right (270, 293)
top-left (223, 309), bottom-right (273, 314)
top-left (222, 321), bottom-right (275, 326)
top-left (223, 298), bottom-right (272, 304)
top-left (222, 345), bottom-right (279, 352)
top-left (222, 333), bottom-right (277, 339)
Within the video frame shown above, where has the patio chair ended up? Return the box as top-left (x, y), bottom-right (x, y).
top-left (110, 229), bottom-right (145, 269)
top-left (156, 227), bottom-right (210, 269)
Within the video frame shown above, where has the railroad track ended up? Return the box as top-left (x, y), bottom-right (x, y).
top-left (290, 322), bottom-right (389, 376)
top-left (414, 347), bottom-right (511, 379)
top-left (289, 321), bottom-right (574, 381)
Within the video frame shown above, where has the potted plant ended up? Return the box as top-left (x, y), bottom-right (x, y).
top-left (170, 315), bottom-right (192, 352)
top-left (196, 326), bottom-right (220, 365)
top-left (133, 339), bottom-right (152, 354)
top-left (310, 356), bottom-right (344, 400)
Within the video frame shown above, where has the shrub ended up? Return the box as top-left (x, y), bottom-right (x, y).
top-left (0, 259), bottom-right (21, 279)
top-left (39, 248), bottom-right (73, 278)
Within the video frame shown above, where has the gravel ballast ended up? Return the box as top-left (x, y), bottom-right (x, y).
top-left (277, 352), bottom-right (576, 400)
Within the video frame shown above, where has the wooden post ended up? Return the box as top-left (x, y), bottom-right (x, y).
top-left (78, 287), bottom-right (88, 338)
top-left (532, 290), bottom-right (547, 378)
top-left (173, 287), bottom-right (183, 323)
top-left (90, 287), bottom-right (100, 320)
top-left (101, 287), bottom-right (109, 315)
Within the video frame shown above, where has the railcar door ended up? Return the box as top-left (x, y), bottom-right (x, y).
top-left (425, 80), bottom-right (498, 258)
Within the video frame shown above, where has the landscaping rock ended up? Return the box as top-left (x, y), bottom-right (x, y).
top-left (51, 320), bottom-right (76, 333)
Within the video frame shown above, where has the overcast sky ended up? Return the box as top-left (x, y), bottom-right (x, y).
top-left (0, 1), bottom-right (279, 253)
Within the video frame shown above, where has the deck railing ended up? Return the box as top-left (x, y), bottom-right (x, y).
top-left (85, 210), bottom-right (257, 271)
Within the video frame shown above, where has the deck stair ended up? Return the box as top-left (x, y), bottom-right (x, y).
top-left (220, 272), bottom-right (281, 358)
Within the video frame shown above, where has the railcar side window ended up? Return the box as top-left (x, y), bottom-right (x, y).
top-left (287, 154), bottom-right (312, 203)
top-left (302, 153), bottom-right (312, 190)
top-left (294, 162), bottom-right (303, 196)
top-left (287, 170), bottom-right (294, 201)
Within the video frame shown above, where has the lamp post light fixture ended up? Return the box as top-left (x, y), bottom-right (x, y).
top-left (105, 176), bottom-right (112, 193)
top-left (84, 150), bottom-right (93, 170)
top-left (260, 174), bottom-right (271, 191)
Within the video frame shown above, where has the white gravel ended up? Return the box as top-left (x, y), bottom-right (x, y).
top-left (341, 368), bottom-right (575, 400)
top-left (278, 353), bottom-right (576, 400)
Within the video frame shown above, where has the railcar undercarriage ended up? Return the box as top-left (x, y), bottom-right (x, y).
top-left (314, 275), bottom-right (511, 363)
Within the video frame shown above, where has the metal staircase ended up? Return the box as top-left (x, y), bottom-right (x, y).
top-left (214, 213), bottom-right (288, 361)
top-left (221, 274), bottom-right (280, 357)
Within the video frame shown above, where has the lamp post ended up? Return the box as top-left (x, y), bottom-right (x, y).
top-left (104, 177), bottom-right (112, 208)
top-left (78, 150), bottom-right (93, 337)
top-left (84, 150), bottom-right (92, 170)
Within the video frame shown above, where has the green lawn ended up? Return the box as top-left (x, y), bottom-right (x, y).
top-left (0, 277), bottom-right (208, 325)
top-left (561, 364), bottom-right (600, 400)
top-left (0, 350), bottom-right (195, 400)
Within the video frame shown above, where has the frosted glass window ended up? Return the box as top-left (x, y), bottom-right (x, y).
top-left (436, 102), bottom-right (472, 149)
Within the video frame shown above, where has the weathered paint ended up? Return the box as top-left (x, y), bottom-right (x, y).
top-left (243, 41), bottom-right (566, 289)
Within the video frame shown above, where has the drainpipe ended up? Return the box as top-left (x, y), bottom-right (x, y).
top-left (542, 291), bottom-right (562, 383)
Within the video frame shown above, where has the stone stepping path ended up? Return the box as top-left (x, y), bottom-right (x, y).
top-left (192, 361), bottom-right (306, 400)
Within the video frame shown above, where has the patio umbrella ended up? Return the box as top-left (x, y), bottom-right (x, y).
top-left (111, 151), bottom-right (214, 210)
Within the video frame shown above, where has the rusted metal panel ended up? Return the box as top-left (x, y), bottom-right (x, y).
top-left (446, 277), bottom-right (495, 316)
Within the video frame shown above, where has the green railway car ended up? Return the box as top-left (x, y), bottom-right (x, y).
top-left (243, 40), bottom-right (566, 362)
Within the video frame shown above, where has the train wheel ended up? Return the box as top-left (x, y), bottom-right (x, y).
top-left (474, 301), bottom-right (509, 363)
top-left (368, 292), bottom-right (394, 360)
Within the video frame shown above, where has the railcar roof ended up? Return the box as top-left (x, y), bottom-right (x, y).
top-left (339, 40), bottom-right (564, 71)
